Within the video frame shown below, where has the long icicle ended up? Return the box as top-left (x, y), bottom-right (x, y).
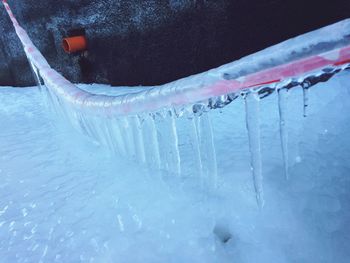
top-left (118, 117), bottom-right (135, 160)
top-left (190, 116), bottom-right (204, 181)
top-left (28, 61), bottom-right (43, 91)
top-left (244, 92), bottom-right (264, 208)
top-left (302, 86), bottom-right (309, 117)
top-left (142, 114), bottom-right (161, 169)
top-left (131, 116), bottom-right (146, 164)
top-left (155, 110), bottom-right (181, 176)
top-left (168, 112), bottom-right (181, 176)
top-left (198, 113), bottom-right (218, 189)
top-left (277, 88), bottom-right (290, 180)
top-left (107, 118), bottom-right (126, 157)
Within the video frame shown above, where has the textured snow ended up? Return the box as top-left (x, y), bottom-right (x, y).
top-left (0, 71), bottom-right (349, 262)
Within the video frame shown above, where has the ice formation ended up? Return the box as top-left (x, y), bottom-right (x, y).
top-left (1, 1), bottom-right (350, 261)
top-left (1, 71), bottom-right (350, 263)
top-left (2, 0), bottom-right (350, 207)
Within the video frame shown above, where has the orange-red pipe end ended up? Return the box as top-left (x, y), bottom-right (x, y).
top-left (62, 35), bottom-right (87, 53)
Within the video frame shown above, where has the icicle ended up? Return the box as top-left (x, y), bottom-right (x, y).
top-left (100, 118), bottom-right (120, 155)
top-left (189, 116), bottom-right (204, 180)
top-left (302, 86), bottom-right (309, 117)
top-left (40, 82), bottom-right (60, 117)
top-left (141, 114), bottom-right (161, 169)
top-left (118, 117), bottom-right (136, 160)
top-left (83, 115), bottom-right (104, 144)
top-left (48, 91), bottom-right (68, 121)
top-left (113, 118), bottom-right (127, 157)
top-left (277, 88), bottom-right (289, 180)
top-left (154, 113), bottom-right (168, 171)
top-left (130, 116), bottom-right (146, 164)
top-left (169, 113), bottom-right (181, 176)
top-left (94, 117), bottom-right (112, 147)
top-left (79, 114), bottom-right (100, 142)
top-left (157, 111), bottom-right (181, 176)
top-left (244, 92), bottom-right (264, 208)
top-left (27, 56), bottom-right (43, 92)
top-left (197, 113), bottom-right (218, 189)
top-left (104, 119), bottom-right (121, 156)
top-left (95, 119), bottom-right (112, 151)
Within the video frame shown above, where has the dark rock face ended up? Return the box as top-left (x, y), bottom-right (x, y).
top-left (0, 0), bottom-right (349, 87)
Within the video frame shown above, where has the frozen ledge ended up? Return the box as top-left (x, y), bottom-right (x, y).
top-left (3, 0), bottom-right (350, 116)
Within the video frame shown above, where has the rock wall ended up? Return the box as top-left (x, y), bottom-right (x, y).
top-left (0, 0), bottom-right (349, 87)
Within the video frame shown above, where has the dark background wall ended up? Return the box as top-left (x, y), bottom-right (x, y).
top-left (0, 0), bottom-right (349, 87)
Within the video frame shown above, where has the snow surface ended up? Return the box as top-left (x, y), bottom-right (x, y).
top-left (0, 71), bottom-right (350, 263)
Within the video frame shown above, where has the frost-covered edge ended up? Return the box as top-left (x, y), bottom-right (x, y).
top-left (3, 0), bottom-right (350, 116)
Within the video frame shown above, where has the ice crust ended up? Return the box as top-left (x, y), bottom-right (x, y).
top-left (0, 71), bottom-right (350, 262)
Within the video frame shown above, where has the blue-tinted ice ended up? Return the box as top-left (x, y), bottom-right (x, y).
top-left (0, 71), bottom-right (350, 262)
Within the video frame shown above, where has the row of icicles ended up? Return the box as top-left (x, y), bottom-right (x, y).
top-left (29, 60), bottom-right (349, 208)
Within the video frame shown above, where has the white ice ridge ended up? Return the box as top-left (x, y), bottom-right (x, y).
top-left (3, 0), bottom-right (350, 116)
top-left (3, 0), bottom-right (350, 207)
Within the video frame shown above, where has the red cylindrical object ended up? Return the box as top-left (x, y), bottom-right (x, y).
top-left (62, 35), bottom-right (87, 53)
